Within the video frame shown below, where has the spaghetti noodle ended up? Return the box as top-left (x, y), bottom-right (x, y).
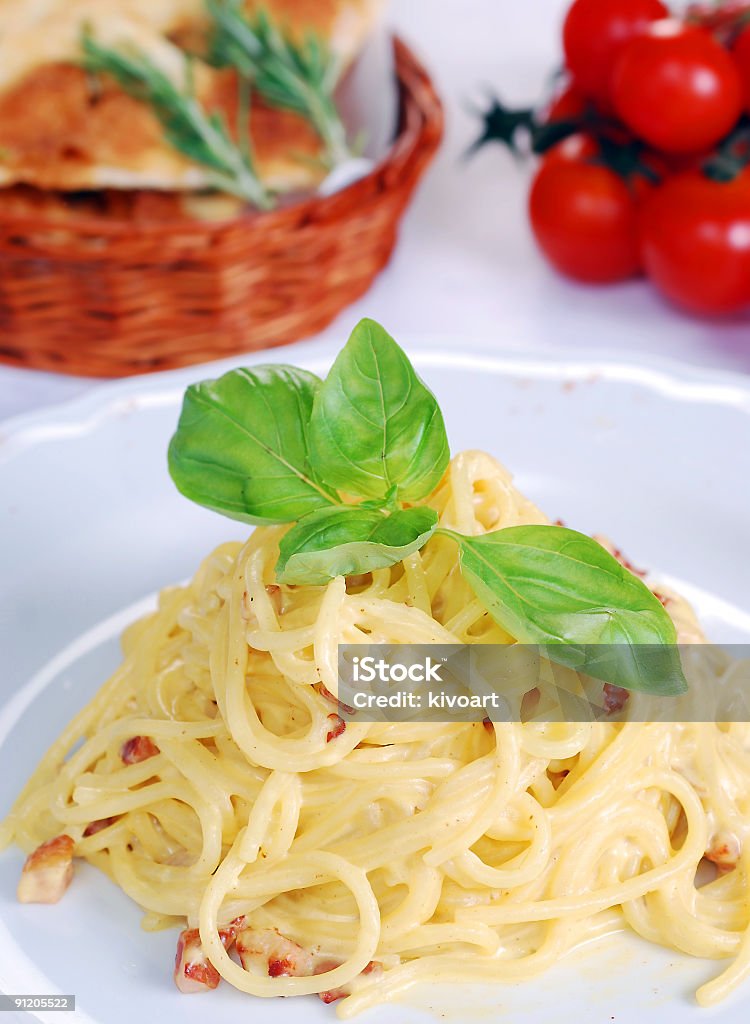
top-left (3, 450), bottom-right (749, 1015)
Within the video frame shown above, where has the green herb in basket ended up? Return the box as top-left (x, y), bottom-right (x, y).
top-left (81, 32), bottom-right (274, 209)
top-left (206, 0), bottom-right (352, 168)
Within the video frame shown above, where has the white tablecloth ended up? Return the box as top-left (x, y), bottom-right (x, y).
top-left (1, 0), bottom-right (748, 423)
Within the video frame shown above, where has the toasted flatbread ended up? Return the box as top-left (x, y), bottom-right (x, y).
top-left (0, 0), bottom-right (385, 193)
top-left (0, 62), bottom-right (324, 192)
top-left (245, 0), bottom-right (387, 63)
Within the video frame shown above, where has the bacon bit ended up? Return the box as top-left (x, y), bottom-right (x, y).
top-left (706, 832), bottom-right (741, 873)
top-left (326, 714), bottom-right (346, 743)
top-left (174, 920), bottom-right (243, 994)
top-left (83, 816), bottom-right (119, 837)
top-left (120, 735), bottom-right (159, 764)
top-left (603, 683), bottom-right (630, 715)
top-left (218, 916), bottom-right (245, 949)
top-left (553, 518), bottom-right (566, 527)
top-left (610, 547), bottom-right (647, 579)
top-left (317, 960), bottom-right (346, 1004)
top-left (236, 928), bottom-right (315, 979)
top-left (346, 573), bottom-right (372, 591)
top-left (234, 928), bottom-right (381, 1001)
top-left (267, 958), bottom-right (292, 977)
top-left (653, 590), bottom-right (673, 609)
top-left (549, 769), bottom-right (570, 790)
top-left (318, 960), bottom-right (383, 1004)
top-left (314, 682), bottom-right (355, 716)
top-left (17, 834), bottom-right (75, 904)
top-left (319, 986), bottom-right (345, 1002)
top-left (482, 717), bottom-right (494, 733)
top-left (174, 929), bottom-right (220, 993)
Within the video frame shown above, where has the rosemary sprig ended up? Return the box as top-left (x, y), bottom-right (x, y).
top-left (206, 0), bottom-right (351, 168)
top-left (81, 32), bottom-right (274, 209)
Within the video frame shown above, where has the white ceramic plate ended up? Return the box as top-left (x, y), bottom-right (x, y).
top-left (1, 340), bottom-right (749, 1024)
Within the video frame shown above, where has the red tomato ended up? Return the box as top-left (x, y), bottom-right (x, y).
top-left (529, 154), bottom-right (642, 284)
top-left (612, 21), bottom-right (743, 154)
top-left (542, 132), bottom-right (600, 165)
top-left (541, 133), bottom-right (667, 197)
top-left (688, 1), bottom-right (750, 34)
top-left (562, 0), bottom-right (669, 107)
top-left (640, 171), bottom-right (750, 314)
top-left (659, 149), bottom-right (713, 175)
top-left (543, 83), bottom-right (589, 124)
top-left (733, 25), bottom-right (750, 113)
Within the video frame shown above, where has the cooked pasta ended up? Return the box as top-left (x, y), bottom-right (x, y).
top-left (3, 450), bottom-right (750, 1016)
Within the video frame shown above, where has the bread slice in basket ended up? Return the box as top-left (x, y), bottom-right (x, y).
top-left (0, 0), bottom-right (385, 196)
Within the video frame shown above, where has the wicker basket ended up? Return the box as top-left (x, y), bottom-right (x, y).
top-left (0, 37), bottom-right (442, 378)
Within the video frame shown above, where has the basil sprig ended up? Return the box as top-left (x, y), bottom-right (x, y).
top-left (277, 506), bottom-right (438, 585)
top-left (168, 318), bottom-right (687, 696)
top-left (444, 526), bottom-right (686, 695)
top-left (308, 319), bottom-right (451, 503)
top-left (168, 365), bottom-right (336, 525)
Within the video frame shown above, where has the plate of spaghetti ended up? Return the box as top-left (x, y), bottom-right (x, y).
top-left (1, 322), bottom-right (749, 1024)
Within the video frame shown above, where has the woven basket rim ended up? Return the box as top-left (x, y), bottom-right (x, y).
top-left (0, 35), bottom-right (425, 239)
top-left (0, 35), bottom-right (443, 379)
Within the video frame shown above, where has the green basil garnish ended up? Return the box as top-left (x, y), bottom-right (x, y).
top-left (308, 319), bottom-right (450, 502)
top-left (444, 525), bottom-right (686, 695)
top-left (276, 506), bottom-right (438, 585)
top-left (168, 366), bottom-right (337, 525)
top-left (167, 318), bottom-right (688, 697)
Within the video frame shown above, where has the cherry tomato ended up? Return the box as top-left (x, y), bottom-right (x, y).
top-left (687, 1), bottom-right (750, 34)
top-left (612, 22), bottom-right (743, 154)
top-left (542, 132), bottom-right (600, 165)
top-left (733, 25), bottom-right (750, 113)
top-left (639, 171), bottom-right (750, 313)
top-left (659, 149), bottom-right (713, 175)
top-left (543, 83), bottom-right (589, 124)
top-left (529, 153), bottom-right (642, 284)
top-left (541, 133), bottom-right (665, 195)
top-left (563, 0), bottom-right (669, 107)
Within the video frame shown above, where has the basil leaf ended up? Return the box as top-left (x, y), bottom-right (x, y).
top-left (276, 506), bottom-right (438, 585)
top-left (308, 319), bottom-right (450, 502)
top-left (168, 366), bottom-right (337, 525)
top-left (451, 525), bottom-right (687, 696)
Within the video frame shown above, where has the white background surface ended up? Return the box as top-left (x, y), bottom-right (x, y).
top-left (0, 0), bottom-right (749, 422)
